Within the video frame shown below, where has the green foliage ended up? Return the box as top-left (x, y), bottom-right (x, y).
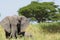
top-left (39, 22), bottom-right (60, 33)
top-left (18, 1), bottom-right (60, 23)
top-left (51, 14), bottom-right (60, 21)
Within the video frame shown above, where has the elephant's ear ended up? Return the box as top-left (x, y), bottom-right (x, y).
top-left (20, 16), bottom-right (26, 20)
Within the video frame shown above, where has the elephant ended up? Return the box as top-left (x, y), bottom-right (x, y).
top-left (0, 15), bottom-right (29, 38)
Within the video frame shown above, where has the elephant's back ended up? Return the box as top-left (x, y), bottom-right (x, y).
top-left (9, 15), bottom-right (18, 25)
top-left (0, 16), bottom-right (10, 26)
top-left (0, 16), bottom-right (11, 33)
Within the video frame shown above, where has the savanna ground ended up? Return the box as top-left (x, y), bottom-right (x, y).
top-left (0, 22), bottom-right (60, 40)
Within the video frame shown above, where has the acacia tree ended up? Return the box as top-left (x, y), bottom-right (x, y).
top-left (18, 1), bottom-right (60, 23)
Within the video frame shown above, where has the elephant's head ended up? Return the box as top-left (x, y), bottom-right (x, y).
top-left (20, 16), bottom-right (29, 32)
top-left (18, 16), bottom-right (29, 32)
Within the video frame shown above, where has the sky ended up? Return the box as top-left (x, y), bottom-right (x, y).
top-left (0, 0), bottom-right (60, 21)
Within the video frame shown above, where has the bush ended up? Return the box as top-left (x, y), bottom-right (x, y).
top-left (39, 22), bottom-right (60, 33)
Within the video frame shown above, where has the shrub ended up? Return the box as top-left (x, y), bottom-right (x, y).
top-left (39, 22), bottom-right (60, 33)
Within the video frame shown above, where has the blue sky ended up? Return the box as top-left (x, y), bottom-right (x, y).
top-left (0, 0), bottom-right (60, 21)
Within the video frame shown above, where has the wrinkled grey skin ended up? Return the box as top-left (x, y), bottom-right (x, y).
top-left (0, 15), bottom-right (29, 38)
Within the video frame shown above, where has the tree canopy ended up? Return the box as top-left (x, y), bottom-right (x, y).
top-left (18, 1), bottom-right (60, 23)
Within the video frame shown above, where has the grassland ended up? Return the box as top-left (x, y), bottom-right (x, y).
top-left (0, 22), bottom-right (60, 40)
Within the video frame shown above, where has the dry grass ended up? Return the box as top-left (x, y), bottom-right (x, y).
top-left (0, 23), bottom-right (60, 40)
top-left (0, 25), bottom-right (6, 40)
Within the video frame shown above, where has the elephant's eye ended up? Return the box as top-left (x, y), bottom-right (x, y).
top-left (18, 20), bottom-right (21, 23)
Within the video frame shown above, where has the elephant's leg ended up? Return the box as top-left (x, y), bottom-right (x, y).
top-left (20, 32), bottom-right (25, 36)
top-left (11, 25), bottom-right (17, 38)
top-left (17, 23), bottom-right (21, 35)
top-left (5, 30), bottom-right (11, 38)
